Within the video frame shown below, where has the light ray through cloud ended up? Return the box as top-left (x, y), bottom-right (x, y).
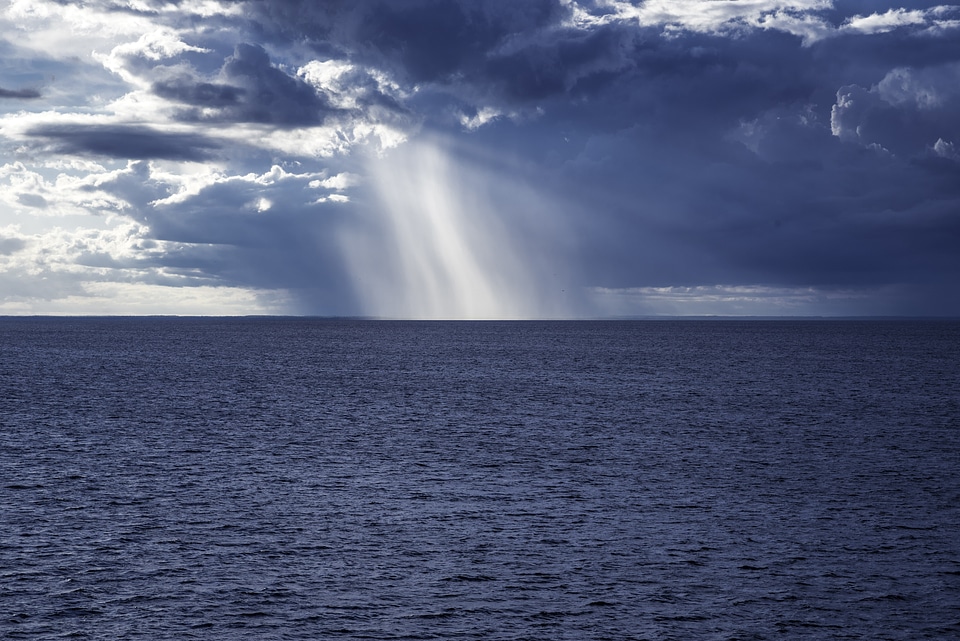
top-left (343, 135), bottom-right (579, 320)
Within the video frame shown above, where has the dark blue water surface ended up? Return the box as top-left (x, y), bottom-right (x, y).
top-left (1, 318), bottom-right (959, 640)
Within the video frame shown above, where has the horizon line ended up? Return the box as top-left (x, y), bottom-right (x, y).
top-left (1, 314), bottom-right (958, 321)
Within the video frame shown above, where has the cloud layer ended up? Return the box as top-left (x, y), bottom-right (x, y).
top-left (1, 0), bottom-right (959, 316)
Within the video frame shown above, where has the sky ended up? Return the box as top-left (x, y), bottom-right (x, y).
top-left (1, 0), bottom-right (959, 318)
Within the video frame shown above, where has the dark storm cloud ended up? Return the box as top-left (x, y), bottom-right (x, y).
top-left (235, 2), bottom-right (960, 126)
top-left (238, 0), bottom-right (640, 119)
top-left (235, 3), bottom-right (821, 113)
top-left (156, 207), bottom-right (359, 317)
top-left (480, 22), bottom-right (636, 102)
top-left (152, 44), bottom-right (335, 126)
top-left (411, 10), bottom-right (960, 314)
top-left (816, 19), bottom-right (960, 79)
top-left (249, 0), bottom-right (566, 80)
top-left (219, 43), bottom-right (333, 125)
top-left (546, 114), bottom-right (960, 301)
top-left (832, 63), bottom-right (960, 156)
top-left (246, 0), bottom-right (571, 91)
top-left (152, 78), bottom-right (245, 107)
top-left (156, 0), bottom-right (960, 314)
top-left (0, 86), bottom-right (41, 99)
top-left (25, 124), bottom-right (220, 160)
top-left (353, 0), bottom-right (565, 83)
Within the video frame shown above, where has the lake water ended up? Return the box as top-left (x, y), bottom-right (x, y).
top-left (2, 318), bottom-right (959, 640)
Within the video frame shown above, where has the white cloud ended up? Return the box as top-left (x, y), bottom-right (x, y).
top-left (754, 10), bottom-right (834, 43)
top-left (0, 157), bottom-right (140, 221)
top-left (2, 0), bottom-right (155, 62)
top-left (298, 60), bottom-right (359, 109)
top-left (583, 1), bottom-right (960, 44)
top-left (0, 218), bottom-right (289, 315)
top-left (298, 58), bottom-right (410, 117)
top-left (830, 84), bottom-right (871, 142)
top-left (843, 9), bottom-right (928, 34)
top-left (111, 28), bottom-right (210, 64)
top-left (460, 106), bottom-right (505, 131)
top-left (876, 63), bottom-right (960, 110)
top-left (227, 123), bottom-right (352, 158)
top-left (933, 138), bottom-right (959, 160)
top-left (838, 6), bottom-right (960, 37)
top-left (605, 0), bottom-right (833, 42)
top-left (246, 164), bottom-right (322, 186)
top-left (315, 193), bottom-right (350, 204)
top-left (310, 172), bottom-right (361, 191)
top-left (146, 162), bottom-right (226, 206)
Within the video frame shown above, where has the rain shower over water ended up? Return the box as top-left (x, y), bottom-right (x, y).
top-left (345, 136), bottom-right (576, 319)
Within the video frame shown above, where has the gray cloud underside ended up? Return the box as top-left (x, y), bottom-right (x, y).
top-left (0, 237), bottom-right (26, 255)
top-left (156, 44), bottom-right (339, 126)
top-left (24, 125), bottom-right (221, 160)
top-left (0, 86), bottom-right (41, 99)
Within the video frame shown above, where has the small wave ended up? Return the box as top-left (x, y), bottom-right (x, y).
top-left (858, 593), bottom-right (908, 602)
top-left (413, 610), bottom-right (456, 619)
top-left (529, 610), bottom-right (574, 620)
top-left (441, 574), bottom-right (497, 582)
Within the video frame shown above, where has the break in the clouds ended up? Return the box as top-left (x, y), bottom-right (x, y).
top-left (1, 0), bottom-right (959, 317)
